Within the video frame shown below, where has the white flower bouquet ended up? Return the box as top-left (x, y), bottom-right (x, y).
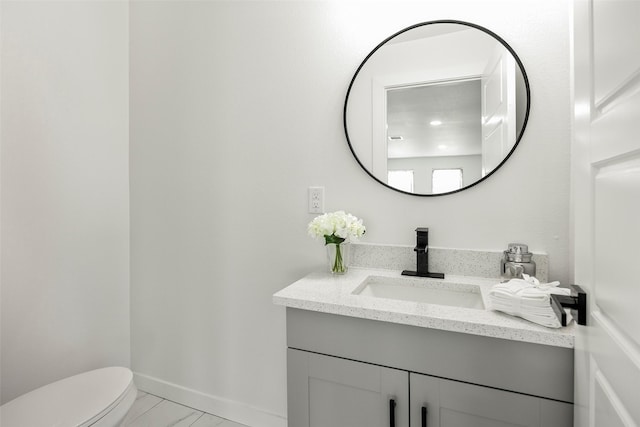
top-left (308, 211), bottom-right (366, 274)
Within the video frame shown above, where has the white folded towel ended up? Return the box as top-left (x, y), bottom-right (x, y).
top-left (489, 275), bottom-right (572, 328)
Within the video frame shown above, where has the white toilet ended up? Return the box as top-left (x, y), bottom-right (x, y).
top-left (0, 367), bottom-right (137, 427)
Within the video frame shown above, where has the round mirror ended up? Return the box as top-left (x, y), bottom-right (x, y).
top-left (344, 20), bottom-right (530, 196)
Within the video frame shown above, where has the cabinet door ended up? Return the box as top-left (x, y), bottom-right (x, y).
top-left (288, 348), bottom-right (409, 427)
top-left (409, 373), bottom-right (572, 427)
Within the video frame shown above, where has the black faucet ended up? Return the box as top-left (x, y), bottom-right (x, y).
top-left (401, 228), bottom-right (445, 279)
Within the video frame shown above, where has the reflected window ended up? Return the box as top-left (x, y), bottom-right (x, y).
top-left (388, 170), bottom-right (414, 193)
top-left (432, 169), bottom-right (463, 193)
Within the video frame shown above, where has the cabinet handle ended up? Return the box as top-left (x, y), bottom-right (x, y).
top-left (389, 399), bottom-right (396, 427)
top-left (421, 405), bottom-right (428, 427)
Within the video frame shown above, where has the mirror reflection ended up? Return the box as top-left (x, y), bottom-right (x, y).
top-left (344, 21), bottom-right (529, 196)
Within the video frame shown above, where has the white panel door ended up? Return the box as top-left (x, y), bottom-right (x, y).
top-left (572, 1), bottom-right (640, 426)
top-left (481, 44), bottom-right (516, 176)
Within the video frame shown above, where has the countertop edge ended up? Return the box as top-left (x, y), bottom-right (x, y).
top-left (272, 293), bottom-right (575, 349)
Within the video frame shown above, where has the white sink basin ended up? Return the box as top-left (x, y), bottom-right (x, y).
top-left (352, 275), bottom-right (485, 310)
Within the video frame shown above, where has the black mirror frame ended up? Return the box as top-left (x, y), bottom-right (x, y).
top-left (343, 20), bottom-right (531, 197)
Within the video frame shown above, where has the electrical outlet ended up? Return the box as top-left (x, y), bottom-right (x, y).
top-left (308, 186), bottom-right (324, 214)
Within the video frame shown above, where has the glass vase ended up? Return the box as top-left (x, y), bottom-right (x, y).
top-left (326, 242), bottom-right (350, 274)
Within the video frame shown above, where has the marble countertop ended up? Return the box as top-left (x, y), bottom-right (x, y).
top-left (273, 267), bottom-right (575, 349)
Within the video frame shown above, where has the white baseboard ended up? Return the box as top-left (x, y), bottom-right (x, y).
top-left (133, 372), bottom-right (287, 427)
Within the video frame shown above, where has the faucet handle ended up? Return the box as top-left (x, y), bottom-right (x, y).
top-left (415, 228), bottom-right (429, 248)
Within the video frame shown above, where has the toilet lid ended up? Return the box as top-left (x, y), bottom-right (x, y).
top-left (0, 367), bottom-right (133, 427)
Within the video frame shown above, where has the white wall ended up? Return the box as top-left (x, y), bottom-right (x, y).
top-left (130, 1), bottom-right (571, 426)
top-left (0, 1), bottom-right (130, 404)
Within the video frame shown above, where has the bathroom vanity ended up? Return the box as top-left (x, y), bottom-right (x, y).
top-left (273, 246), bottom-right (575, 427)
top-left (277, 14), bottom-right (573, 425)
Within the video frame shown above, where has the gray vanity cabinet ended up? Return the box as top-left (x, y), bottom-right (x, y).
top-left (285, 307), bottom-right (574, 427)
top-left (410, 373), bottom-right (573, 427)
top-left (287, 349), bottom-right (409, 427)
top-left (288, 348), bottom-right (572, 427)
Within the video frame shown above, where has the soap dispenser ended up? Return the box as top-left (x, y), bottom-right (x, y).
top-left (501, 243), bottom-right (536, 280)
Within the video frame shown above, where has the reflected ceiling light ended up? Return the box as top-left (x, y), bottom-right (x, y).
top-left (430, 120), bottom-right (443, 126)
top-left (438, 144), bottom-right (447, 150)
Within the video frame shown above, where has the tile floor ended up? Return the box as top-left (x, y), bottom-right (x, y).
top-left (122, 390), bottom-right (249, 427)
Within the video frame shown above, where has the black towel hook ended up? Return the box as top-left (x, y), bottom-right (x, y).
top-left (550, 285), bottom-right (587, 326)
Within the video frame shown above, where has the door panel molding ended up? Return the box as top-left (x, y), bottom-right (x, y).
top-left (572, 0), bottom-right (640, 425)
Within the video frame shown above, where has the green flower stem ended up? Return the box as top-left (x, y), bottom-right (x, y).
top-left (333, 244), bottom-right (345, 274)
top-left (325, 234), bottom-right (347, 274)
